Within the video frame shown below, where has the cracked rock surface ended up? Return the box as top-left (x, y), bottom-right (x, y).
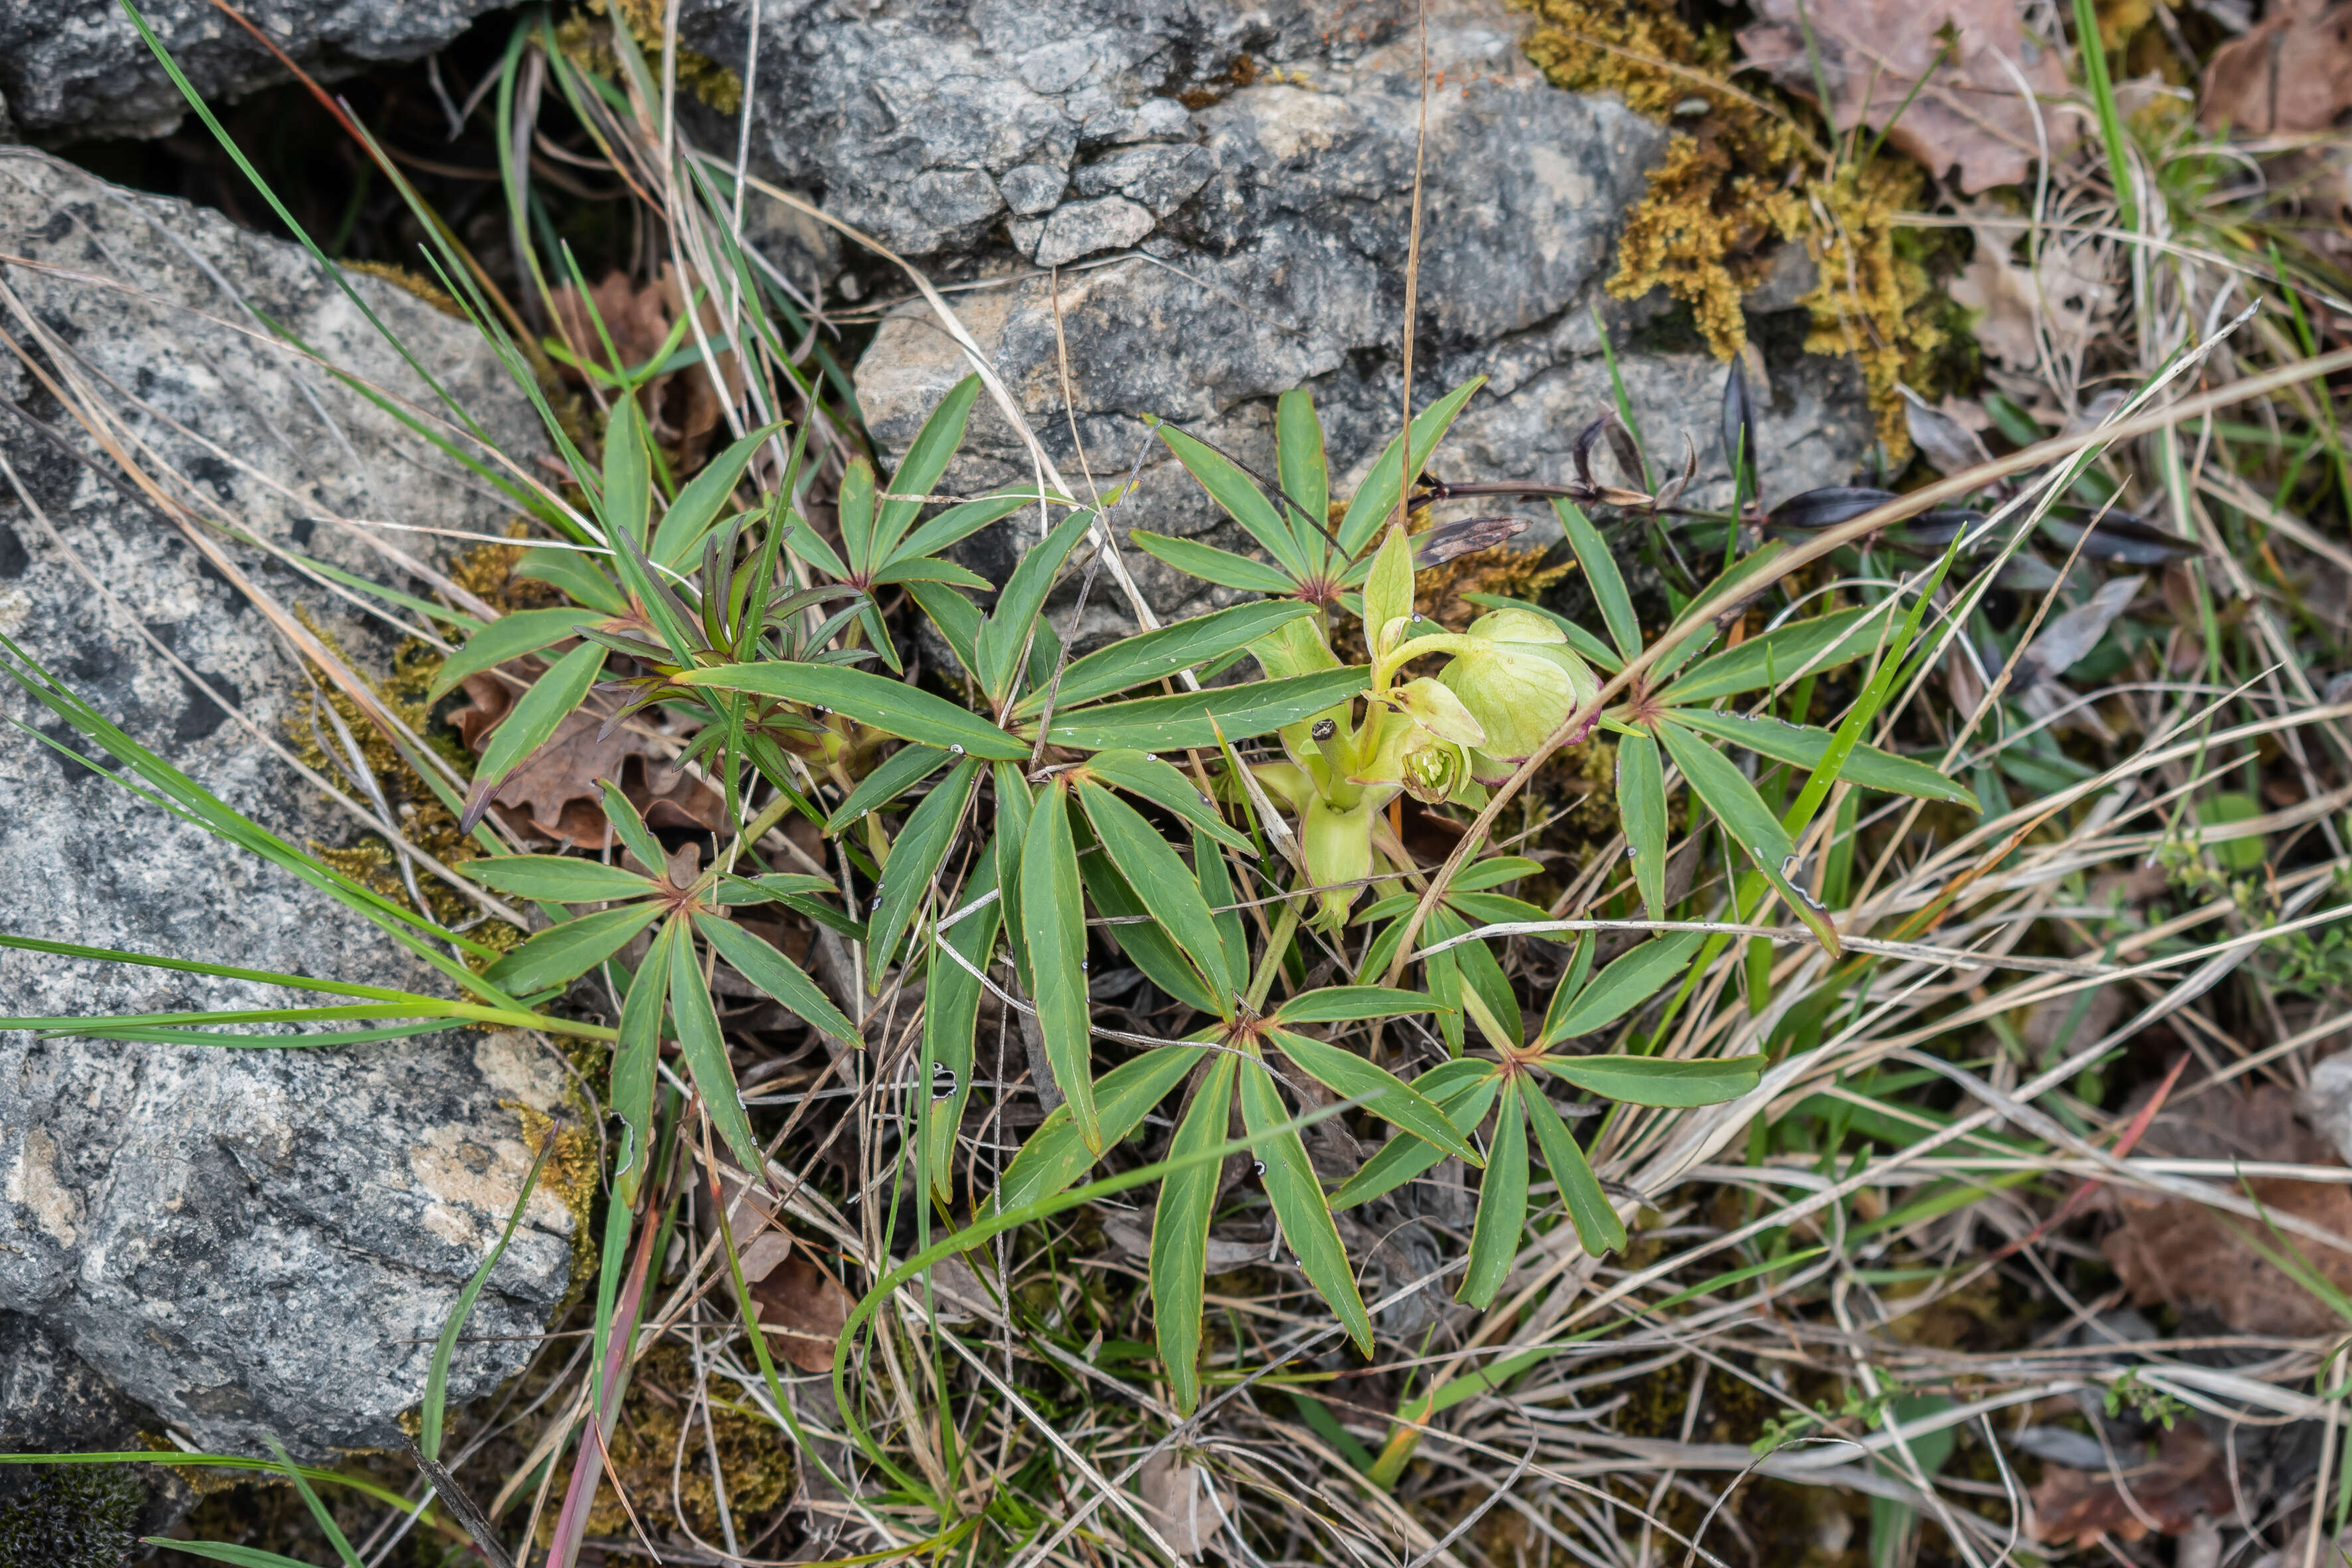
top-left (681, 0), bottom-right (1869, 627)
top-left (0, 148), bottom-right (572, 1459)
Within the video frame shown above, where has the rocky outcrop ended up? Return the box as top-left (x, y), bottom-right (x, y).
top-left (0, 0), bottom-right (512, 143)
top-left (688, 0), bottom-right (1868, 626)
top-left (0, 147), bottom-right (574, 1458)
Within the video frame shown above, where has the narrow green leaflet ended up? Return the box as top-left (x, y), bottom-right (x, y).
top-left (836, 457), bottom-right (880, 573)
top-left (1153, 1053), bottom-right (1237, 1414)
top-left (695, 912), bottom-right (860, 1046)
top-left (892, 490), bottom-right (1046, 565)
top-left (1363, 524), bottom-right (1413, 644)
top-left (1016, 601), bottom-right (1315, 716)
top-left (823, 742), bottom-right (949, 833)
top-left (920, 851), bottom-right (1001, 1199)
top-left (1155, 424), bottom-right (1310, 581)
top-left (1128, 531), bottom-right (1302, 595)
top-left (1036, 668), bottom-right (1369, 752)
top-left (1555, 500), bottom-right (1639, 660)
top-left (1666, 707), bottom-right (1978, 809)
top-left (908, 580), bottom-right (984, 677)
top-left (462, 640), bottom-right (607, 826)
top-left (1537, 933), bottom-right (1597, 1042)
top-left (1276, 387), bottom-right (1331, 561)
top-left (1193, 826), bottom-right (1250, 996)
top-left (1274, 987), bottom-right (1445, 1024)
top-left (975, 510), bottom-right (1094, 702)
top-left (482, 900), bottom-right (660, 993)
top-left (1336, 377), bottom-right (1486, 556)
top-left (517, 546), bottom-right (629, 615)
top-left (1240, 1055), bottom-right (1373, 1351)
top-left (1543, 931), bottom-right (1705, 1042)
top-left (459, 854), bottom-right (655, 904)
top-left (1458, 1080), bottom-right (1529, 1307)
top-left (1656, 718), bottom-right (1840, 954)
top-left (1522, 1078), bottom-right (1626, 1256)
top-left (1270, 1029), bottom-right (1478, 1164)
top-left (987, 1046), bottom-right (1204, 1215)
top-left (1615, 732), bottom-right (1668, 920)
top-left (1023, 781), bottom-right (1100, 1150)
top-left (678, 662), bottom-right (1026, 760)
top-left (1661, 607), bottom-right (1880, 704)
top-left (601, 383), bottom-right (652, 545)
top-left (1076, 779), bottom-right (1232, 1017)
top-left (595, 779), bottom-right (670, 881)
top-left (1086, 749), bottom-right (1253, 852)
top-left (611, 919), bottom-right (673, 1205)
top-left (1077, 843), bottom-right (1220, 1016)
top-left (670, 918), bottom-right (763, 1172)
top-left (870, 373), bottom-right (983, 563)
top-left (865, 757), bottom-right (983, 983)
top-left (1331, 1072), bottom-right (1502, 1211)
top-left (652, 421), bottom-right (781, 567)
top-left (428, 606), bottom-right (600, 700)
top-left (1537, 1052), bottom-right (1765, 1107)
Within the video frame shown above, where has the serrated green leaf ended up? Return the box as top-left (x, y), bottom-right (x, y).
top-left (823, 743), bottom-right (949, 833)
top-left (670, 918), bottom-right (763, 1172)
top-left (1015, 601), bottom-right (1315, 716)
top-left (482, 900), bottom-right (660, 993)
top-left (458, 854), bottom-right (655, 903)
top-left (1664, 707), bottom-right (1977, 809)
top-left (1270, 1029), bottom-right (1478, 1164)
top-left (1274, 987), bottom-right (1446, 1024)
top-left (1337, 377), bottom-right (1484, 557)
top-left (1153, 1053), bottom-right (1236, 1414)
top-left (1128, 530), bottom-right (1301, 595)
top-left (1157, 424), bottom-right (1312, 581)
top-left (1662, 607), bottom-right (1880, 704)
top-left (1458, 1079), bottom-right (1528, 1306)
top-left (1077, 779), bottom-right (1233, 1018)
top-left (1544, 931), bottom-right (1704, 1042)
top-left (977, 510), bottom-right (1094, 703)
top-left (1656, 719), bottom-right (1840, 953)
top-left (1617, 732), bottom-right (1668, 920)
top-left (462, 640), bottom-right (607, 825)
top-left (429, 606), bottom-right (601, 700)
top-left (1555, 500), bottom-right (1638, 660)
top-left (1537, 1051), bottom-right (1764, 1106)
top-left (676, 661), bottom-right (1026, 759)
top-left (1034, 668), bottom-right (1369, 753)
top-left (1241, 1054), bottom-right (1372, 1351)
top-left (1522, 1078), bottom-right (1626, 1255)
top-left (866, 757), bottom-right (983, 984)
top-left (1023, 781), bottom-right (1098, 1151)
top-left (988, 1045), bottom-right (1203, 1215)
top-left (695, 911), bottom-right (859, 1046)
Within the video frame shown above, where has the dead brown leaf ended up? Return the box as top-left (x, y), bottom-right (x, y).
top-left (2028, 1423), bottom-right (2234, 1547)
top-left (2201, 0), bottom-right (2352, 134)
top-left (749, 1247), bottom-right (854, 1375)
top-left (1738, 0), bottom-right (2082, 192)
top-left (2099, 1084), bottom-right (2352, 1338)
top-left (1946, 223), bottom-right (2115, 373)
top-left (1138, 1449), bottom-right (1234, 1558)
top-left (548, 261), bottom-right (745, 469)
top-left (450, 672), bottom-right (724, 848)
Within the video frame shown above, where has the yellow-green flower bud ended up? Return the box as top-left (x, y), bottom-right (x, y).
top-left (1303, 794), bottom-right (1377, 929)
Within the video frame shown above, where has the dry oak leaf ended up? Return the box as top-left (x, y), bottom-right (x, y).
top-left (2201, 0), bottom-right (2352, 134)
top-left (2028, 1422), bottom-right (2234, 1547)
top-left (1739, 0), bottom-right (2083, 192)
top-left (547, 260), bottom-right (745, 469)
top-left (450, 672), bottom-right (725, 848)
top-left (2099, 1083), bottom-right (2352, 1339)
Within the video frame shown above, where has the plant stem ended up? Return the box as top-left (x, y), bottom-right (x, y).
top-left (1247, 894), bottom-right (1302, 1013)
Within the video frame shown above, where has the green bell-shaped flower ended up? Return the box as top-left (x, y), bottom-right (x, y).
top-left (1303, 794), bottom-right (1379, 930)
top-left (1436, 609), bottom-right (1600, 783)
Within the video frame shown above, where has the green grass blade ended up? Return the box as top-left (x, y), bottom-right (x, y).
top-left (421, 1131), bottom-right (557, 1461)
top-left (1151, 1053), bottom-right (1236, 1415)
top-left (263, 1438), bottom-right (363, 1567)
top-left (0, 933), bottom-right (441, 1004)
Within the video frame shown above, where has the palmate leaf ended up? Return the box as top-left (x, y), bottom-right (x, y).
top-left (1076, 779), bottom-right (1232, 1017)
top-left (1654, 718), bottom-right (1841, 955)
top-left (1015, 601), bottom-right (1316, 716)
top-left (1153, 1052), bottom-right (1236, 1415)
top-left (1458, 1079), bottom-right (1529, 1307)
top-left (891, 490), bottom-right (1050, 565)
top-left (518, 546), bottom-right (629, 616)
top-left (1523, 1077), bottom-right (1626, 1256)
top-left (1273, 987), bottom-right (1444, 1023)
top-left (1543, 931), bottom-right (1704, 1042)
top-left (670, 917), bottom-right (765, 1173)
top-left (1269, 1029), bottom-right (1479, 1164)
top-left (1331, 1068), bottom-right (1502, 1211)
top-left (1240, 1052), bottom-right (1373, 1352)
top-left (677, 662), bottom-right (1027, 759)
top-left (1665, 707), bottom-right (1978, 809)
top-left (1023, 781), bottom-right (1100, 1150)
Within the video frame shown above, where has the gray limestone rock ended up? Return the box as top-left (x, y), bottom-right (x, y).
top-left (821, 0), bottom-right (1868, 629)
top-left (0, 0), bottom-right (513, 143)
top-left (0, 148), bottom-right (574, 1459)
